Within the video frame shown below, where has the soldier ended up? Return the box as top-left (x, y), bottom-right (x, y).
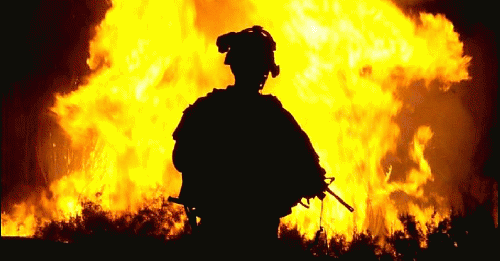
top-left (172, 26), bottom-right (328, 255)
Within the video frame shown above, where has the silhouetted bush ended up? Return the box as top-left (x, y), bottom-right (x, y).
top-left (35, 199), bottom-right (188, 245)
top-left (342, 230), bottom-right (382, 260)
top-left (328, 233), bottom-right (349, 258)
top-left (32, 202), bottom-right (498, 260)
top-left (278, 223), bottom-right (310, 251)
top-left (387, 215), bottom-right (423, 261)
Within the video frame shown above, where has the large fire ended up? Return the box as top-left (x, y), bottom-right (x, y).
top-left (2, 0), bottom-right (472, 241)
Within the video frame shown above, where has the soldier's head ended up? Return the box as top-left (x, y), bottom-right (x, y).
top-left (217, 26), bottom-right (280, 91)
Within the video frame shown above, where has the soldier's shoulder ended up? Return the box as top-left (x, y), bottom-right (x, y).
top-left (195, 88), bottom-right (225, 102)
top-left (205, 88), bottom-right (227, 99)
top-left (261, 94), bottom-right (284, 109)
top-left (261, 95), bottom-right (298, 121)
top-left (174, 89), bottom-right (226, 139)
top-left (184, 88), bottom-right (227, 112)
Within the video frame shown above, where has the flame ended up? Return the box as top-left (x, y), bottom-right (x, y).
top-left (2, 0), bottom-right (470, 240)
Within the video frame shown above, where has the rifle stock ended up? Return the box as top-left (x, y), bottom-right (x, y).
top-left (168, 196), bottom-right (198, 232)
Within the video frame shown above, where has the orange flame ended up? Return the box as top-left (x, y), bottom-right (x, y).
top-left (2, 0), bottom-right (470, 240)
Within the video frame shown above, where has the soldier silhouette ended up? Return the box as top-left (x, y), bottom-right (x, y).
top-left (172, 26), bottom-right (328, 256)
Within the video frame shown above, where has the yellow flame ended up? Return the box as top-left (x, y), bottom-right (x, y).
top-left (1, 203), bottom-right (37, 237)
top-left (2, 0), bottom-right (470, 240)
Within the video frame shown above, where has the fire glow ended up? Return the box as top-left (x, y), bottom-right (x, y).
top-left (2, 0), bottom-right (472, 241)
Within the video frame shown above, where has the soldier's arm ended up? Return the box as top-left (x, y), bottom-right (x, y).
top-left (172, 139), bottom-right (185, 172)
top-left (266, 96), bottom-right (328, 196)
top-left (172, 105), bottom-right (196, 172)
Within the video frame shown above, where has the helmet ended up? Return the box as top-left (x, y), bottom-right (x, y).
top-left (216, 25), bottom-right (280, 78)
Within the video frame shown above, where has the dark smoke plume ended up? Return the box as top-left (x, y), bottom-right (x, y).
top-left (3, 0), bottom-right (111, 211)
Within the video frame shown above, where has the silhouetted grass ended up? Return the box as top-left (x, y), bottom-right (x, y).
top-left (34, 200), bottom-right (189, 244)
top-left (31, 200), bottom-right (498, 259)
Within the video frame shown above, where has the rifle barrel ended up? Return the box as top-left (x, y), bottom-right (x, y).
top-left (326, 187), bottom-right (354, 212)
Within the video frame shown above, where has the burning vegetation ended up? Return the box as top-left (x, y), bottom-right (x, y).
top-left (11, 200), bottom-right (496, 259)
top-left (2, 0), bottom-right (498, 256)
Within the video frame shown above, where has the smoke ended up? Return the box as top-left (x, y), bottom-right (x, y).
top-left (388, 0), bottom-right (498, 225)
top-left (390, 0), bottom-right (436, 8)
top-left (459, 25), bottom-right (498, 225)
top-left (2, 0), bottom-right (111, 210)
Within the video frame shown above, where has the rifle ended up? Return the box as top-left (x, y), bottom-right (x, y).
top-left (167, 196), bottom-right (198, 232)
top-left (325, 187), bottom-right (354, 212)
top-left (324, 177), bottom-right (354, 212)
